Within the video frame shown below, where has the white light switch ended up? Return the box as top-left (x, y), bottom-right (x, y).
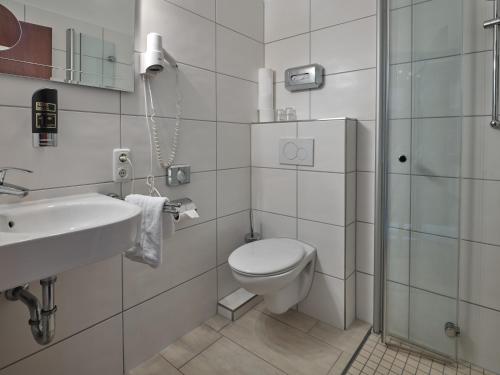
top-left (279, 138), bottom-right (314, 166)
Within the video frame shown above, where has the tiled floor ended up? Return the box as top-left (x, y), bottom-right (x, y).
top-left (129, 302), bottom-right (372, 375)
top-left (348, 334), bottom-right (497, 375)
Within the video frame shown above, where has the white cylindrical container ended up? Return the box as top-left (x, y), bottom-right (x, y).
top-left (258, 68), bottom-right (274, 122)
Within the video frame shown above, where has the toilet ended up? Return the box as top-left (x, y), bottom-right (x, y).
top-left (228, 238), bottom-right (316, 314)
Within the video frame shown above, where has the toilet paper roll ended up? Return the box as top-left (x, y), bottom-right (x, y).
top-left (259, 109), bottom-right (275, 122)
top-left (174, 209), bottom-right (200, 224)
top-left (258, 68), bottom-right (274, 110)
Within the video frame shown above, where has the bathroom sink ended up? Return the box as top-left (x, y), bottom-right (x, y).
top-left (0, 193), bottom-right (141, 292)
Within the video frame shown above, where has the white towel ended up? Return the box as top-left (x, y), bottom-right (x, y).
top-left (125, 194), bottom-right (175, 268)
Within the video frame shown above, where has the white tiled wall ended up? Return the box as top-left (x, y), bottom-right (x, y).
top-left (0, 0), bottom-right (262, 373)
top-left (251, 119), bottom-right (357, 329)
top-left (264, 0), bottom-right (377, 328)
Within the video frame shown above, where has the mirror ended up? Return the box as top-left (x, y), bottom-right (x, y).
top-left (0, 4), bottom-right (22, 51)
top-left (0, 0), bottom-right (135, 91)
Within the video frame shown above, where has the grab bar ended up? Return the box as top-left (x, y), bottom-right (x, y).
top-left (484, 0), bottom-right (500, 129)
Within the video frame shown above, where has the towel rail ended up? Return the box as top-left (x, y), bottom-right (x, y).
top-left (106, 193), bottom-right (193, 217)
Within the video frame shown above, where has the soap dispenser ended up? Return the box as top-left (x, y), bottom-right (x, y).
top-left (32, 88), bottom-right (58, 147)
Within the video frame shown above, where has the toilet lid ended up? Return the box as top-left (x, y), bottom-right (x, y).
top-left (229, 238), bottom-right (306, 276)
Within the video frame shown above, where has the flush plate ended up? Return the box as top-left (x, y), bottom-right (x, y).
top-left (279, 138), bottom-right (314, 166)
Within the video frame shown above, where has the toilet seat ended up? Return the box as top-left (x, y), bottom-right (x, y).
top-left (228, 238), bottom-right (306, 277)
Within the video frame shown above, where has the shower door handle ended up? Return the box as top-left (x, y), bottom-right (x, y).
top-left (484, 0), bottom-right (500, 129)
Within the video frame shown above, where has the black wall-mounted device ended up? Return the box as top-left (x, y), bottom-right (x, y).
top-left (32, 88), bottom-right (58, 147)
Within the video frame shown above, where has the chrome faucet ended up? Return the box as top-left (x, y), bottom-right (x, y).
top-left (0, 167), bottom-right (33, 197)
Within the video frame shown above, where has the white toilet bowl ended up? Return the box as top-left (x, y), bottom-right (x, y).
top-left (228, 238), bottom-right (316, 314)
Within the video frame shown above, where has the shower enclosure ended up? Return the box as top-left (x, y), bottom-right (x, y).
top-left (376, 0), bottom-right (498, 362)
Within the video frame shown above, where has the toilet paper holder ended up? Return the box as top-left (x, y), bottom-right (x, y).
top-left (107, 193), bottom-right (197, 219)
top-left (165, 198), bottom-right (198, 220)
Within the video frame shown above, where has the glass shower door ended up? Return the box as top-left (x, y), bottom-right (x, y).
top-left (384, 0), bottom-right (463, 358)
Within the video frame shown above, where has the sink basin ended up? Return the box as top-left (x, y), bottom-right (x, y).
top-left (0, 193), bottom-right (142, 292)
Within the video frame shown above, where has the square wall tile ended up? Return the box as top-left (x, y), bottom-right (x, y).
top-left (121, 60), bottom-right (216, 121)
top-left (216, 26), bottom-right (264, 82)
top-left (460, 240), bottom-right (500, 311)
top-left (387, 173), bottom-right (410, 230)
top-left (298, 120), bottom-right (350, 173)
top-left (409, 288), bottom-right (456, 357)
top-left (0, 317), bottom-right (123, 375)
top-left (386, 228), bottom-right (410, 284)
top-left (217, 123), bottom-right (251, 169)
top-left (311, 69), bottom-right (376, 121)
top-left (0, 256), bottom-right (122, 369)
top-left (463, 51), bottom-right (492, 117)
top-left (345, 274), bottom-right (356, 329)
top-left (311, 16), bottom-right (376, 75)
top-left (123, 221), bottom-right (217, 309)
top-left (412, 117), bottom-right (461, 178)
top-left (217, 75), bottom-right (258, 123)
top-left (217, 168), bottom-right (251, 217)
top-left (0, 73), bottom-right (120, 113)
top-left (252, 210), bottom-right (297, 239)
top-left (121, 116), bottom-right (216, 177)
top-left (217, 263), bottom-right (240, 299)
top-left (389, 6), bottom-right (411, 64)
top-left (386, 281), bottom-right (409, 339)
top-left (124, 270), bottom-right (217, 371)
top-left (357, 172), bottom-right (375, 224)
top-left (298, 171), bottom-right (346, 226)
top-left (299, 272), bottom-right (345, 329)
top-left (411, 176), bottom-right (460, 238)
top-left (298, 219), bottom-right (347, 279)
top-left (311, 0), bottom-right (376, 30)
top-left (357, 121), bottom-right (375, 172)
top-left (275, 82), bottom-right (310, 120)
top-left (389, 63), bottom-right (412, 119)
top-left (217, 210), bottom-right (250, 265)
top-left (463, 0), bottom-right (493, 54)
top-left (410, 232), bottom-right (458, 298)
top-left (413, 56), bottom-right (462, 118)
top-left (251, 122), bottom-right (297, 169)
top-left (356, 272), bottom-right (374, 324)
top-left (135, 0), bottom-right (215, 70)
top-left (265, 34), bottom-right (309, 82)
top-left (0, 107), bottom-right (120, 190)
top-left (412, 0), bottom-right (462, 60)
top-left (459, 302), bottom-right (500, 374)
top-left (168, 0), bottom-right (215, 20)
top-left (217, 0), bottom-right (264, 42)
top-left (264, 0), bottom-right (309, 42)
top-left (356, 222), bottom-right (374, 275)
top-left (252, 167), bottom-right (296, 217)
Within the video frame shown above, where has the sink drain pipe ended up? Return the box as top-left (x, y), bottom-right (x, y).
top-left (5, 276), bottom-right (57, 345)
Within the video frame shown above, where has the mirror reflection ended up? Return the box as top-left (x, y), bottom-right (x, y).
top-left (0, 0), bottom-right (135, 91)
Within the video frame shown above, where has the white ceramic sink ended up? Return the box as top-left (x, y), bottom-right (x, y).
top-left (0, 193), bottom-right (141, 292)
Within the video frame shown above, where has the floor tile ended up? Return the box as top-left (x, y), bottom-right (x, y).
top-left (330, 351), bottom-right (357, 375)
top-left (160, 324), bottom-right (221, 368)
top-left (128, 355), bottom-right (181, 375)
top-left (204, 314), bottom-right (231, 332)
top-left (180, 337), bottom-right (285, 375)
top-left (221, 309), bottom-right (341, 375)
top-left (309, 320), bottom-right (372, 354)
top-left (263, 308), bottom-right (319, 332)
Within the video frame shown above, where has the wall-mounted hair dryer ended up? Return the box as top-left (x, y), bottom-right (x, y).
top-left (140, 32), bottom-right (178, 74)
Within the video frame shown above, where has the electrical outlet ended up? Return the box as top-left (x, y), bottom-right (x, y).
top-left (113, 148), bottom-right (131, 182)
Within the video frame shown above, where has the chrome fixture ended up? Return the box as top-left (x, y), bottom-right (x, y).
top-left (5, 276), bottom-right (57, 345)
top-left (444, 322), bottom-right (461, 338)
top-left (167, 165), bottom-right (191, 186)
top-left (0, 167), bottom-right (33, 197)
top-left (484, 0), bottom-right (500, 128)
